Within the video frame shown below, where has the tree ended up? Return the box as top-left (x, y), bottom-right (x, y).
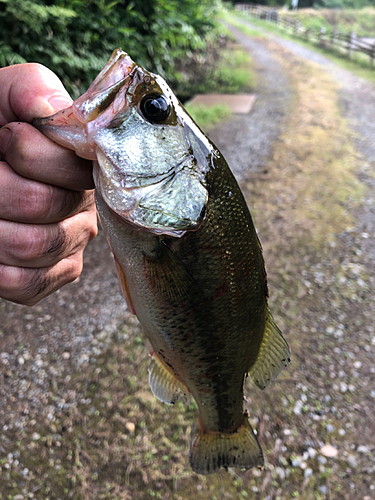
top-left (0, 0), bottom-right (220, 97)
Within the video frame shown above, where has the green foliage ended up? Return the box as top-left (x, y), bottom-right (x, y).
top-left (0, 0), bottom-right (221, 97)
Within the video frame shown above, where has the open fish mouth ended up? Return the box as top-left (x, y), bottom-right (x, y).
top-left (33, 49), bottom-right (137, 160)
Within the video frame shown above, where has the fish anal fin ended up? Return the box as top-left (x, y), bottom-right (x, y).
top-left (249, 309), bottom-right (291, 390)
top-left (114, 256), bottom-right (136, 315)
top-left (148, 352), bottom-right (191, 405)
top-left (190, 416), bottom-right (264, 475)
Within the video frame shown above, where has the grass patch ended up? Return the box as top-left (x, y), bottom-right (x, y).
top-left (175, 32), bottom-right (256, 101)
top-left (184, 103), bottom-right (232, 130)
top-left (210, 47), bottom-right (256, 93)
top-left (247, 36), bottom-right (366, 248)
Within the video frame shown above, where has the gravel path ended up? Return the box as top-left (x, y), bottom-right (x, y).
top-left (1, 18), bottom-right (375, 499)
top-left (208, 24), bottom-right (292, 185)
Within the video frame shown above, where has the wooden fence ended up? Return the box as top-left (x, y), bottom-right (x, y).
top-left (234, 4), bottom-right (375, 66)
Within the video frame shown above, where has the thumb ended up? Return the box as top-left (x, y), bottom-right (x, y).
top-left (0, 63), bottom-right (72, 125)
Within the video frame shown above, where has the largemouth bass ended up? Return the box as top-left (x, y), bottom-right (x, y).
top-left (34, 49), bottom-right (290, 475)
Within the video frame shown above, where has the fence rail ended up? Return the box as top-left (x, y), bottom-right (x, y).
top-left (234, 4), bottom-right (375, 66)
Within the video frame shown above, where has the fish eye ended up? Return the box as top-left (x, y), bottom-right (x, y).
top-left (140, 93), bottom-right (170, 123)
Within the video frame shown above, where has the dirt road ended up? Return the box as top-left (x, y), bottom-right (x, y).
top-left (0, 17), bottom-right (374, 500)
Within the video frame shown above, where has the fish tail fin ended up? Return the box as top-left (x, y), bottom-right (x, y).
top-left (189, 416), bottom-right (264, 475)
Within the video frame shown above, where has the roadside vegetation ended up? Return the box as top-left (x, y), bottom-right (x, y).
top-left (0, 0), bottom-right (256, 130)
top-left (285, 7), bottom-right (375, 36)
top-left (226, 9), bottom-right (375, 84)
top-left (0, 0), bottom-right (221, 98)
top-left (0, 0), bottom-right (255, 103)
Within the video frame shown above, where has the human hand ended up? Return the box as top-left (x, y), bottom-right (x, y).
top-left (0, 63), bottom-right (98, 305)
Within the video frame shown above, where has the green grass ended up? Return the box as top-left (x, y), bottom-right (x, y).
top-left (179, 34), bottom-right (256, 130)
top-left (184, 103), bottom-right (232, 130)
top-left (175, 25), bottom-right (256, 101)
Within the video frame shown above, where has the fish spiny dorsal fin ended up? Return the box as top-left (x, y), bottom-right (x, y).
top-left (189, 416), bottom-right (264, 475)
top-left (249, 309), bottom-right (290, 390)
top-left (148, 352), bottom-right (191, 405)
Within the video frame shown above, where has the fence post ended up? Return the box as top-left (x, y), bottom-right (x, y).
top-left (294, 19), bottom-right (300, 35)
top-left (276, 12), bottom-right (281, 28)
top-left (347, 32), bottom-right (356, 58)
top-left (371, 42), bottom-right (375, 66)
top-left (332, 28), bottom-right (338, 46)
top-left (319, 27), bottom-right (326, 44)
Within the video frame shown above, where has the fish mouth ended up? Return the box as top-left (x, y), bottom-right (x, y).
top-left (33, 49), bottom-right (137, 159)
top-left (73, 48), bottom-right (136, 124)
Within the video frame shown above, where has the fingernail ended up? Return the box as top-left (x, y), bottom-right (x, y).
top-left (48, 95), bottom-right (73, 112)
top-left (0, 126), bottom-right (11, 157)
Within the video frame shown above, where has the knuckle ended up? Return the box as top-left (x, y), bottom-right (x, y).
top-left (17, 183), bottom-right (54, 221)
top-left (58, 189), bottom-right (84, 217)
top-left (13, 226), bottom-right (46, 263)
top-left (44, 224), bottom-right (67, 258)
top-left (13, 224), bottom-right (66, 263)
top-left (87, 212), bottom-right (99, 241)
top-left (66, 254), bottom-right (84, 282)
top-left (9, 127), bottom-right (33, 164)
top-left (0, 265), bottom-right (43, 306)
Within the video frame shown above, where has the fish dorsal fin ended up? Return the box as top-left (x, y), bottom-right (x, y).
top-left (249, 310), bottom-right (290, 390)
top-left (148, 352), bottom-right (191, 405)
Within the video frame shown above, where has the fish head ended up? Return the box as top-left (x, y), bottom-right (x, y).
top-left (34, 48), bottom-right (214, 237)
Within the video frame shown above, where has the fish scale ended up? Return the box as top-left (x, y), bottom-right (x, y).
top-left (34, 48), bottom-right (290, 475)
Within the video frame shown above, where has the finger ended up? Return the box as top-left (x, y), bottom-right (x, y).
top-left (0, 122), bottom-right (94, 190)
top-left (0, 161), bottom-right (95, 223)
top-left (0, 63), bottom-right (72, 125)
top-left (0, 252), bottom-right (85, 306)
top-left (0, 207), bottom-right (97, 268)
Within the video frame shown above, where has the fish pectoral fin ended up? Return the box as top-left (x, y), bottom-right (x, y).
top-left (114, 256), bottom-right (137, 315)
top-left (190, 416), bottom-right (264, 475)
top-left (249, 309), bottom-right (291, 390)
top-left (143, 240), bottom-right (203, 307)
top-left (148, 352), bottom-right (191, 405)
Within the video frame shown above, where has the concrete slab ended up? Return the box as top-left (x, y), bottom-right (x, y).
top-left (188, 94), bottom-right (256, 114)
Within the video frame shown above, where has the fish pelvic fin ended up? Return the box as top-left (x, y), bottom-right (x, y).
top-left (189, 416), bottom-right (264, 475)
top-left (148, 352), bottom-right (191, 405)
top-left (249, 309), bottom-right (291, 390)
